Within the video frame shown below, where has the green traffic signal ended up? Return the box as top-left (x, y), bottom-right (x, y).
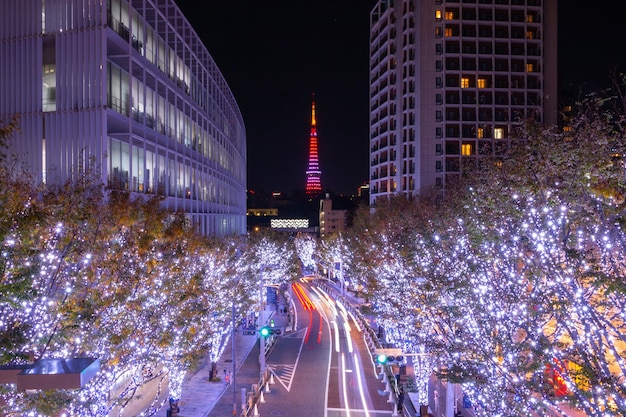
top-left (376, 353), bottom-right (404, 364)
top-left (260, 326), bottom-right (270, 337)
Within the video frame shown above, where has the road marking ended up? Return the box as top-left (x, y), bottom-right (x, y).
top-left (267, 364), bottom-right (296, 391)
top-left (266, 328), bottom-right (306, 392)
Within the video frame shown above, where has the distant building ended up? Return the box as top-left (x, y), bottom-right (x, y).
top-left (246, 207), bottom-right (278, 232)
top-left (369, 0), bottom-right (558, 205)
top-left (0, 0), bottom-right (246, 236)
top-left (247, 190), bottom-right (318, 234)
top-left (247, 208), bottom-right (279, 217)
top-left (319, 193), bottom-right (348, 237)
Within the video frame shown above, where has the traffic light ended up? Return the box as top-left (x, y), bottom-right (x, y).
top-left (374, 349), bottom-right (405, 365)
top-left (377, 354), bottom-right (405, 365)
top-left (259, 326), bottom-right (282, 337)
top-left (375, 353), bottom-right (389, 364)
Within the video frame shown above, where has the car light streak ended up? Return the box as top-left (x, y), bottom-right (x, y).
top-left (292, 283), bottom-right (314, 310)
top-left (353, 352), bottom-right (372, 417)
top-left (305, 309), bottom-right (313, 344)
top-left (336, 299), bottom-right (347, 314)
top-left (312, 284), bottom-right (372, 417)
top-left (317, 309), bottom-right (323, 344)
top-left (311, 286), bottom-right (338, 318)
top-left (346, 309), bottom-right (362, 332)
top-left (344, 322), bottom-right (353, 353)
top-left (341, 353), bottom-right (352, 417)
top-left (333, 319), bottom-right (340, 352)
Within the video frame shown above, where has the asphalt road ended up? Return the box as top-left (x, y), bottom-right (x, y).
top-left (257, 282), bottom-right (399, 417)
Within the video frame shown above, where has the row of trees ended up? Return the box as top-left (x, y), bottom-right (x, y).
top-left (3, 80), bottom-right (626, 416)
top-left (0, 129), bottom-right (298, 415)
top-left (324, 85), bottom-right (626, 416)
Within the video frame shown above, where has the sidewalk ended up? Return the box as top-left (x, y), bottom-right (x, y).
top-left (152, 298), bottom-right (291, 417)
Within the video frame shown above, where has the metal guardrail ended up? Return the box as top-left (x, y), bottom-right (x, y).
top-left (240, 369), bottom-right (272, 417)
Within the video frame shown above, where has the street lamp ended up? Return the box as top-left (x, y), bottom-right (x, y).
top-left (259, 266), bottom-right (266, 377)
top-left (258, 263), bottom-right (281, 378)
top-left (334, 260), bottom-right (345, 298)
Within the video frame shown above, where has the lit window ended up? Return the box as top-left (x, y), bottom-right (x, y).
top-left (461, 78), bottom-right (469, 88)
top-left (494, 128), bottom-right (504, 139)
top-left (526, 30), bottom-right (534, 39)
top-left (477, 128), bottom-right (484, 139)
top-left (477, 78), bottom-right (486, 88)
top-left (445, 11), bottom-right (454, 20)
top-left (526, 63), bottom-right (534, 72)
top-left (436, 10), bottom-right (442, 20)
top-left (445, 27), bottom-right (453, 37)
top-left (462, 144), bottom-right (472, 155)
top-left (42, 64), bottom-right (57, 112)
top-left (526, 14), bottom-right (534, 23)
top-left (436, 27), bottom-right (442, 37)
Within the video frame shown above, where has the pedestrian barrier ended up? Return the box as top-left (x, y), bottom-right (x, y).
top-left (240, 369), bottom-right (272, 416)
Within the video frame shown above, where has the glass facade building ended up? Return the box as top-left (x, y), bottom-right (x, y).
top-left (0, 0), bottom-right (246, 236)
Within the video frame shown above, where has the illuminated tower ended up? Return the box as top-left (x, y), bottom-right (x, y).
top-left (305, 96), bottom-right (323, 197)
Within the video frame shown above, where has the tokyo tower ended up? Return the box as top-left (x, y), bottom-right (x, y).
top-left (305, 95), bottom-right (322, 197)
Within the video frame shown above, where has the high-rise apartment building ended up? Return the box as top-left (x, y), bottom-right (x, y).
top-left (369, 0), bottom-right (557, 205)
top-left (0, 0), bottom-right (246, 236)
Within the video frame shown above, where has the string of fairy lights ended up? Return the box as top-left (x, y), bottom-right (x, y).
top-left (357, 186), bottom-right (626, 416)
top-left (0, 206), bottom-right (294, 416)
top-left (3, 109), bottom-right (626, 416)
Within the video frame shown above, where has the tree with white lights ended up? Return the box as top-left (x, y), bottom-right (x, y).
top-left (0, 162), bottom-right (247, 416)
top-left (245, 230), bottom-right (297, 288)
top-left (348, 195), bottom-right (445, 406)
top-left (353, 85), bottom-right (626, 416)
top-left (294, 233), bottom-right (317, 274)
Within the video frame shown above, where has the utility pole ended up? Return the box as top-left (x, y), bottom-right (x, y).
top-left (339, 261), bottom-right (345, 298)
top-left (259, 266), bottom-right (266, 378)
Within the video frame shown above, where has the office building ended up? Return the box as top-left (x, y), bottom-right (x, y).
top-left (369, 0), bottom-right (557, 204)
top-left (319, 194), bottom-right (348, 237)
top-left (0, 0), bottom-right (246, 236)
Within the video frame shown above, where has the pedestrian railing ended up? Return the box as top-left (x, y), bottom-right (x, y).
top-left (240, 368), bottom-right (272, 416)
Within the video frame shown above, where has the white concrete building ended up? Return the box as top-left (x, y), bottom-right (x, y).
top-left (369, 0), bottom-right (558, 204)
top-left (0, 0), bottom-right (246, 236)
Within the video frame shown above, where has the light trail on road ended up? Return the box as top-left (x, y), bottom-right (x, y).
top-left (341, 353), bottom-right (352, 417)
top-left (299, 282), bottom-right (387, 417)
top-left (353, 351), bottom-right (372, 417)
top-left (326, 289), bottom-right (375, 417)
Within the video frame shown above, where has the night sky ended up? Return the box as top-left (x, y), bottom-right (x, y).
top-left (174, 1), bottom-right (626, 196)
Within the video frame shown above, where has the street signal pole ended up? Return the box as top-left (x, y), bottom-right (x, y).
top-left (259, 268), bottom-right (265, 378)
